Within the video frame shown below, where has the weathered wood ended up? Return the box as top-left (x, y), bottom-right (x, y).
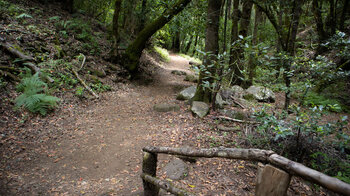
top-left (255, 164), bottom-right (291, 196)
top-left (214, 116), bottom-right (259, 124)
top-left (0, 41), bottom-right (54, 83)
top-left (142, 152), bottom-right (159, 196)
top-left (141, 173), bottom-right (194, 196)
top-left (143, 146), bottom-right (273, 162)
top-left (268, 154), bottom-right (350, 196)
top-left (142, 146), bottom-right (350, 196)
top-left (71, 69), bottom-right (99, 99)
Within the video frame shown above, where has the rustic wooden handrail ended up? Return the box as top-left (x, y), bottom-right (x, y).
top-left (141, 146), bottom-right (350, 196)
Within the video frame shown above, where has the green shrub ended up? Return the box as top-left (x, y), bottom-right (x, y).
top-left (15, 73), bottom-right (59, 116)
top-left (154, 46), bottom-right (170, 62)
top-left (303, 91), bottom-right (344, 112)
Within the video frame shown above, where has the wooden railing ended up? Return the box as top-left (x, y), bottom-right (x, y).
top-left (141, 146), bottom-right (350, 196)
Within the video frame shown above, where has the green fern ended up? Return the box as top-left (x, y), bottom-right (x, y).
top-left (15, 73), bottom-right (59, 116)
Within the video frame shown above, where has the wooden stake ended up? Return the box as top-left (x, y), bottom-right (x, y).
top-left (142, 152), bottom-right (158, 196)
top-left (255, 163), bottom-right (291, 196)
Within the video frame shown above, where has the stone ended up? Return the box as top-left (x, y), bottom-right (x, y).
top-left (231, 85), bottom-right (245, 98)
top-left (176, 86), bottom-right (196, 100)
top-left (184, 74), bottom-right (198, 83)
top-left (153, 103), bottom-right (180, 112)
top-left (171, 70), bottom-right (187, 76)
top-left (215, 93), bottom-right (229, 109)
top-left (163, 158), bottom-right (188, 180)
top-left (246, 85), bottom-right (275, 102)
top-left (219, 109), bottom-right (247, 120)
top-left (191, 101), bottom-right (209, 118)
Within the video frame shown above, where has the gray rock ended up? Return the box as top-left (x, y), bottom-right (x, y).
top-left (176, 86), bottom-right (196, 100)
top-left (231, 85), bottom-right (246, 98)
top-left (184, 74), bottom-right (198, 83)
top-left (163, 158), bottom-right (188, 180)
top-left (154, 103), bottom-right (180, 112)
top-left (191, 101), bottom-right (209, 118)
top-left (215, 93), bottom-right (229, 109)
top-left (219, 109), bottom-right (247, 120)
top-left (171, 70), bottom-right (187, 76)
top-left (246, 86), bottom-right (275, 102)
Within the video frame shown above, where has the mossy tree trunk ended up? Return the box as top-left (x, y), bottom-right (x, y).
top-left (121, 0), bottom-right (192, 74)
top-left (192, 0), bottom-right (222, 103)
top-left (111, 0), bottom-right (123, 61)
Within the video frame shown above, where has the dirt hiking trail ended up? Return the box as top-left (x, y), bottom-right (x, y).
top-left (1, 54), bottom-right (199, 195)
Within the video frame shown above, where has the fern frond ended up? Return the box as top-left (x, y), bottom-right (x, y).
top-left (15, 73), bottom-right (59, 116)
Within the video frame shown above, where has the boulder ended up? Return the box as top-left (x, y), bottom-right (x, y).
top-left (231, 85), bottom-right (245, 98)
top-left (215, 93), bottom-right (229, 109)
top-left (246, 86), bottom-right (275, 102)
top-left (154, 103), bottom-right (180, 112)
top-left (176, 86), bottom-right (196, 100)
top-left (162, 158), bottom-right (188, 180)
top-left (184, 74), bottom-right (198, 83)
top-left (171, 70), bottom-right (187, 76)
top-left (191, 101), bottom-right (209, 118)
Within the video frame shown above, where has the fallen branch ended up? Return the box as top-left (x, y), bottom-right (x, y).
top-left (217, 125), bottom-right (240, 132)
top-left (0, 66), bottom-right (20, 72)
top-left (230, 95), bottom-right (246, 109)
top-left (143, 146), bottom-right (350, 195)
top-left (141, 173), bottom-right (195, 196)
top-left (78, 54), bottom-right (86, 71)
top-left (0, 40), bottom-right (54, 83)
top-left (71, 69), bottom-right (99, 99)
top-left (214, 116), bottom-right (259, 124)
top-left (0, 70), bottom-right (20, 82)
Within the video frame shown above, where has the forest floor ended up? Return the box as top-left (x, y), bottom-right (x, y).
top-left (0, 53), bottom-right (331, 196)
top-left (0, 1), bottom-right (347, 195)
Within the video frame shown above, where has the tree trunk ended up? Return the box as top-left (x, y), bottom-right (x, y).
top-left (339, 0), bottom-right (350, 31)
top-left (234, 0), bottom-right (252, 88)
top-left (121, 0), bottom-right (192, 74)
top-left (284, 0), bottom-right (304, 110)
top-left (137, 0), bottom-right (148, 34)
top-left (229, 0), bottom-right (240, 85)
top-left (172, 29), bottom-right (181, 53)
top-left (185, 34), bottom-right (194, 54)
top-left (111, 0), bottom-right (123, 61)
top-left (247, 5), bottom-right (262, 87)
top-left (192, 35), bottom-right (199, 56)
top-left (193, 0), bottom-right (222, 103)
top-left (222, 0), bottom-right (231, 53)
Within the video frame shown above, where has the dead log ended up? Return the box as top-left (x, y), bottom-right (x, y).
top-left (217, 125), bottom-right (240, 132)
top-left (0, 40), bottom-right (54, 83)
top-left (141, 173), bottom-right (195, 196)
top-left (71, 69), bottom-right (99, 99)
top-left (0, 70), bottom-right (20, 82)
top-left (215, 115), bottom-right (259, 124)
top-left (0, 66), bottom-right (20, 72)
top-left (142, 152), bottom-right (159, 196)
top-left (230, 95), bottom-right (246, 109)
top-left (143, 146), bottom-right (273, 162)
top-left (268, 154), bottom-right (350, 196)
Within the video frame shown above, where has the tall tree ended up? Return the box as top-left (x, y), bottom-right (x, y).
top-left (193, 0), bottom-right (223, 103)
top-left (121, 0), bottom-right (192, 74)
top-left (253, 0), bottom-right (305, 110)
top-left (111, 0), bottom-right (123, 61)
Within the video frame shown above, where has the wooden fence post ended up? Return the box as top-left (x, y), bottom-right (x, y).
top-left (142, 151), bottom-right (159, 196)
top-left (255, 163), bottom-right (291, 196)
